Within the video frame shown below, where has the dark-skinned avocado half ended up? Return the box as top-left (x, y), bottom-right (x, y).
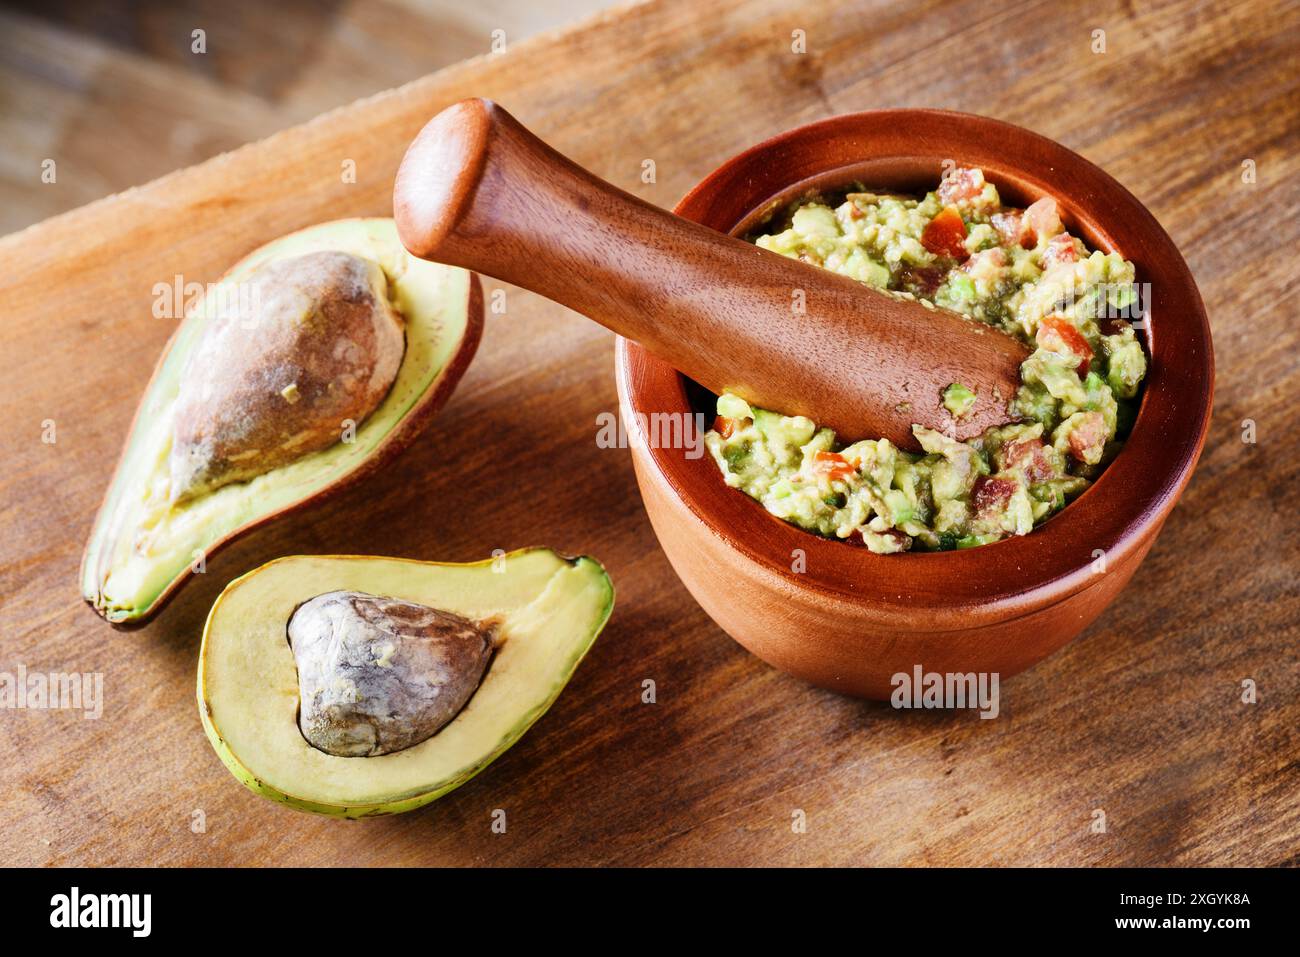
top-left (198, 549), bottom-right (614, 817)
top-left (81, 218), bottom-right (482, 625)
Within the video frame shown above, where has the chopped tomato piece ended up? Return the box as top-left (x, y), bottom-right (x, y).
top-left (1036, 315), bottom-right (1093, 377)
top-left (876, 528), bottom-right (913, 551)
top-left (900, 264), bottom-right (948, 298)
top-left (1040, 233), bottom-right (1079, 271)
top-left (808, 450), bottom-right (856, 482)
top-left (1067, 411), bottom-right (1108, 464)
top-left (1000, 439), bottom-right (1055, 483)
top-left (938, 167), bottom-right (985, 205)
top-left (921, 206), bottom-right (969, 260)
top-left (1018, 197), bottom-right (1062, 248)
top-left (712, 415), bottom-right (738, 439)
top-left (971, 475), bottom-right (1019, 516)
top-left (991, 210), bottom-right (1022, 246)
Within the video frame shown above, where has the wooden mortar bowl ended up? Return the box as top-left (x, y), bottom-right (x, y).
top-left (615, 110), bottom-right (1214, 699)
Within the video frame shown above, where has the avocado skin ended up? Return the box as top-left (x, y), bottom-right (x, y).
top-left (197, 549), bottom-right (615, 818)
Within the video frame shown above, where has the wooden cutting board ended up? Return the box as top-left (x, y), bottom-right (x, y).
top-left (2, 0), bottom-right (1297, 866)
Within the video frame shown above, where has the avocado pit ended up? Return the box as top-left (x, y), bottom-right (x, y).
top-left (287, 590), bottom-right (499, 757)
top-left (169, 250), bottom-right (406, 504)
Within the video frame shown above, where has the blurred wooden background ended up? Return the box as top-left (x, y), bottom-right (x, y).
top-left (0, 0), bottom-right (617, 234)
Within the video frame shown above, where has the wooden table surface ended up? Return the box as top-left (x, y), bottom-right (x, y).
top-left (2, 0), bottom-right (1297, 867)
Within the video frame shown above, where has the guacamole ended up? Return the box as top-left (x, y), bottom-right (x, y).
top-left (704, 167), bottom-right (1148, 553)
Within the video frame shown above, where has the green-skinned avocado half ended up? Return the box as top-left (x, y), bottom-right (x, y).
top-left (81, 218), bottom-right (482, 625)
top-left (197, 549), bottom-right (614, 817)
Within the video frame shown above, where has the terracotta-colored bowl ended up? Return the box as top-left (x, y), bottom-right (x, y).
top-left (615, 110), bottom-right (1213, 698)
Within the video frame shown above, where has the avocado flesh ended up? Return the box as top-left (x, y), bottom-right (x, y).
top-left (198, 549), bottom-right (614, 817)
top-left (81, 219), bottom-right (478, 624)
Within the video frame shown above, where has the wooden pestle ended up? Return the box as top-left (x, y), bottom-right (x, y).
top-left (392, 98), bottom-right (1028, 448)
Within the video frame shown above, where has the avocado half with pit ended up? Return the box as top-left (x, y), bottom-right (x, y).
top-left (81, 218), bottom-right (482, 625)
top-left (198, 549), bottom-right (613, 817)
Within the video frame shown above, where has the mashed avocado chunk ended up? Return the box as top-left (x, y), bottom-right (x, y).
top-left (943, 383), bottom-right (977, 418)
top-left (706, 167), bottom-right (1147, 552)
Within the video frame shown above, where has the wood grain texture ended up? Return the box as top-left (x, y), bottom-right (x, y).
top-left (1, 0), bottom-right (1297, 866)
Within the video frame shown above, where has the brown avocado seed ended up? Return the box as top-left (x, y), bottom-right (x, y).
top-left (169, 250), bottom-right (406, 504)
top-left (287, 591), bottom-right (499, 758)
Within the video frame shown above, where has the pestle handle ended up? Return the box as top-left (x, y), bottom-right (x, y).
top-left (393, 98), bottom-right (1027, 447)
